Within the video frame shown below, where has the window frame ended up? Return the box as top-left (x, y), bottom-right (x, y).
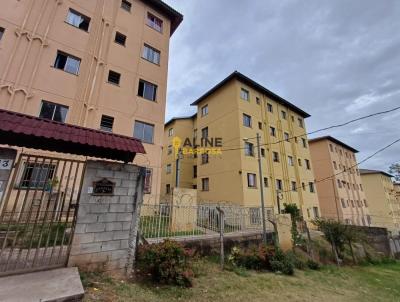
top-left (66, 8), bottom-right (91, 32)
top-left (142, 44), bottom-right (161, 65)
top-left (100, 114), bottom-right (114, 132)
top-left (121, 0), bottom-right (132, 12)
top-left (244, 142), bottom-right (254, 157)
top-left (19, 162), bottom-right (56, 189)
top-left (107, 70), bottom-right (121, 86)
top-left (247, 173), bottom-right (257, 188)
top-left (147, 12), bottom-right (163, 33)
top-left (114, 31), bottom-right (127, 46)
top-left (201, 178), bottom-right (209, 191)
top-left (54, 51), bottom-right (81, 75)
top-left (0, 27), bottom-right (5, 41)
top-left (243, 113), bottom-right (252, 127)
top-left (39, 101), bottom-right (69, 123)
top-left (240, 88), bottom-right (249, 101)
top-left (133, 120), bottom-right (155, 144)
top-left (201, 105), bottom-right (208, 117)
top-left (137, 79), bottom-right (157, 101)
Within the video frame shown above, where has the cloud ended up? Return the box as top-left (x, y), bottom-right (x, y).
top-left (164, 0), bottom-right (400, 171)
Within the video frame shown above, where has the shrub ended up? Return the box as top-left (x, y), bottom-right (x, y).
top-left (286, 251), bottom-right (306, 270)
top-left (306, 259), bottom-right (320, 270)
top-left (228, 245), bottom-right (275, 271)
top-left (137, 239), bottom-right (194, 287)
top-left (270, 249), bottom-right (295, 275)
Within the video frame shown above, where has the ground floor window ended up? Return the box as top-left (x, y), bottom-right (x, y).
top-left (19, 162), bottom-right (56, 189)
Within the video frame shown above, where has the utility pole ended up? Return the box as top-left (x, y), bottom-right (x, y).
top-left (175, 148), bottom-right (183, 187)
top-left (256, 133), bottom-right (268, 244)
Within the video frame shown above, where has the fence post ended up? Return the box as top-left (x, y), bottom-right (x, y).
top-left (216, 206), bottom-right (224, 270)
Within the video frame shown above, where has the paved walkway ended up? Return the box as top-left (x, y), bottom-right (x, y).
top-left (0, 267), bottom-right (84, 302)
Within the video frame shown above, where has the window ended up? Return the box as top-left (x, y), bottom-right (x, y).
top-left (244, 142), bottom-right (254, 156)
top-left (288, 156), bottom-right (294, 166)
top-left (39, 101), bottom-right (68, 123)
top-left (250, 208), bottom-right (261, 224)
top-left (202, 178), bottom-right (209, 191)
top-left (144, 169), bottom-right (152, 194)
top-left (121, 0), bottom-right (132, 12)
top-left (100, 115), bottom-right (114, 132)
top-left (341, 198), bottom-right (346, 208)
top-left (258, 122), bottom-right (262, 130)
top-left (313, 207), bottom-right (319, 218)
top-left (273, 152), bottom-right (279, 163)
top-left (138, 79), bottom-right (157, 101)
top-left (54, 51), bottom-right (81, 75)
top-left (337, 179), bottom-right (342, 188)
top-left (201, 153), bottom-right (209, 164)
top-left (240, 88), bottom-right (249, 101)
top-left (166, 184), bottom-right (171, 194)
top-left (243, 114), bottom-right (252, 127)
top-left (351, 200), bottom-right (354, 207)
top-left (270, 126), bottom-right (276, 137)
top-left (276, 179), bottom-right (283, 191)
top-left (247, 173), bottom-right (257, 188)
top-left (256, 97), bottom-right (260, 105)
top-left (302, 182), bottom-right (306, 191)
top-left (193, 166), bottom-right (197, 178)
top-left (329, 144), bottom-right (333, 152)
top-left (19, 162), bottom-right (55, 189)
top-left (0, 27), bottom-right (5, 41)
top-left (267, 103), bottom-right (273, 113)
top-left (309, 182), bottom-right (315, 193)
top-left (284, 132), bottom-right (290, 142)
top-left (305, 159), bottom-right (311, 170)
top-left (108, 70), bottom-right (121, 85)
top-left (201, 127), bottom-right (208, 138)
top-left (364, 199), bottom-right (368, 207)
top-left (147, 13), bottom-right (163, 32)
top-left (302, 138), bottom-right (307, 148)
top-left (291, 181), bottom-right (297, 191)
top-left (142, 44), bottom-right (160, 64)
top-left (360, 184), bottom-right (363, 191)
top-left (261, 148), bottom-right (265, 157)
top-left (66, 9), bottom-right (90, 31)
top-left (133, 121), bottom-right (154, 143)
top-left (263, 177), bottom-right (268, 187)
top-left (298, 158), bottom-right (302, 166)
top-left (281, 111), bottom-right (287, 119)
top-left (167, 145), bottom-right (172, 155)
top-left (114, 32), bottom-right (126, 46)
top-left (298, 118), bottom-right (303, 128)
top-left (166, 164), bottom-right (172, 174)
top-left (168, 128), bottom-right (173, 137)
top-left (333, 161), bottom-right (337, 169)
top-left (201, 105), bottom-right (208, 117)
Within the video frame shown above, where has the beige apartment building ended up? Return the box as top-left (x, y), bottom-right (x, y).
top-left (309, 136), bottom-right (370, 226)
top-left (161, 71), bottom-right (320, 220)
top-left (360, 169), bottom-right (400, 234)
top-left (0, 0), bottom-right (182, 199)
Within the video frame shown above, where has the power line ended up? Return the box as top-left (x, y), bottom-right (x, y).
top-left (219, 105), bottom-right (400, 152)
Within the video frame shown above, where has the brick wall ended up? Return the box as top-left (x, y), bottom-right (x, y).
top-left (68, 160), bottom-right (144, 274)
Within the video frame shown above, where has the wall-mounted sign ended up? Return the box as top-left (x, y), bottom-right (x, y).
top-left (92, 178), bottom-right (115, 196)
top-left (0, 159), bottom-right (13, 170)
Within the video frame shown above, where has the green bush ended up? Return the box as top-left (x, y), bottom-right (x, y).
top-left (286, 251), bottom-right (306, 270)
top-left (306, 259), bottom-right (320, 270)
top-left (137, 239), bottom-right (194, 287)
top-left (228, 245), bottom-right (275, 271)
top-left (270, 259), bottom-right (294, 275)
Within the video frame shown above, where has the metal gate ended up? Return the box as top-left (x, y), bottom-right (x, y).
top-left (0, 154), bottom-right (85, 276)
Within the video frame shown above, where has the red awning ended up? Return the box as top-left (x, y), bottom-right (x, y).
top-left (0, 108), bottom-right (146, 162)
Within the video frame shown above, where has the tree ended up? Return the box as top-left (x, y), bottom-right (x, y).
top-left (283, 203), bottom-right (302, 248)
top-left (389, 163), bottom-right (400, 182)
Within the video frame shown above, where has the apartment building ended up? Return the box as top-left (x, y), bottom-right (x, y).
top-left (0, 0), bottom-right (182, 198)
top-left (161, 71), bottom-right (320, 220)
top-left (309, 136), bottom-right (370, 226)
top-left (360, 169), bottom-right (400, 234)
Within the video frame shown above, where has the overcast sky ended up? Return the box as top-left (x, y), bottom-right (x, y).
top-left (164, 0), bottom-right (400, 172)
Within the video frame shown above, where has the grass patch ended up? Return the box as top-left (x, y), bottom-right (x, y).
top-left (82, 259), bottom-right (400, 302)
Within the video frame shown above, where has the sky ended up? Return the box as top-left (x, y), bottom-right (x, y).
top-left (163, 0), bottom-right (400, 172)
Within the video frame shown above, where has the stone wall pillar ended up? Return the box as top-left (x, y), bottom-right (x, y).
top-left (275, 214), bottom-right (293, 251)
top-left (0, 147), bottom-right (17, 211)
top-left (68, 160), bottom-right (145, 275)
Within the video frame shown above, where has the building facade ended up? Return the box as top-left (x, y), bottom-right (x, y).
top-left (0, 0), bottom-right (182, 200)
top-left (309, 136), bottom-right (370, 226)
top-left (161, 71), bottom-right (320, 220)
top-left (360, 169), bottom-right (400, 234)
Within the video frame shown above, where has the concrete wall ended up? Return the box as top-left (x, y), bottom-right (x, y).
top-left (68, 160), bottom-right (144, 275)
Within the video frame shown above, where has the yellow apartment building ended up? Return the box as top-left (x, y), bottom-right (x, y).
top-left (309, 136), bottom-right (370, 226)
top-left (360, 169), bottom-right (400, 234)
top-left (161, 71), bottom-right (320, 220)
top-left (0, 0), bottom-right (182, 199)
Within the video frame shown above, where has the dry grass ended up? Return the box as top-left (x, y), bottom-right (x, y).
top-left (81, 259), bottom-right (400, 302)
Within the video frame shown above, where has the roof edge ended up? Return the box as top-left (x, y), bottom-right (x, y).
top-left (190, 71), bottom-right (311, 118)
top-left (359, 169), bottom-right (394, 178)
top-left (144, 0), bottom-right (183, 36)
top-left (165, 113), bottom-right (196, 127)
top-left (309, 136), bottom-right (359, 153)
